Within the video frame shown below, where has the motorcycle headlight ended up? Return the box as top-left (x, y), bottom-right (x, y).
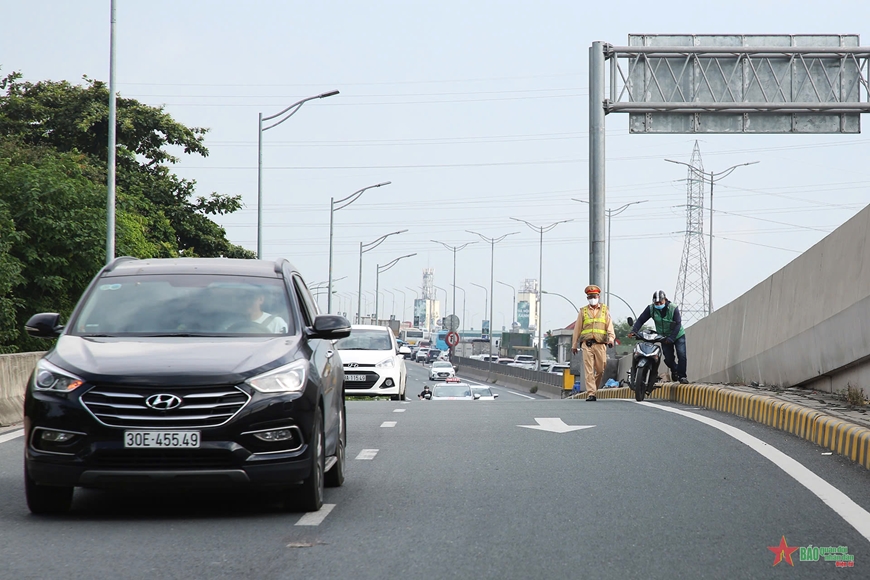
top-left (32, 359), bottom-right (85, 392)
top-left (376, 357), bottom-right (395, 369)
top-left (246, 359), bottom-right (308, 393)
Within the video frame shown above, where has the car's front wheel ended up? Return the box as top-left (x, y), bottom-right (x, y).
top-left (25, 463), bottom-right (73, 515)
top-left (289, 411), bottom-right (324, 512)
top-left (325, 402), bottom-right (345, 488)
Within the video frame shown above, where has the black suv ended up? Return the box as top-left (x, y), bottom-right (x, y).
top-left (23, 257), bottom-right (350, 514)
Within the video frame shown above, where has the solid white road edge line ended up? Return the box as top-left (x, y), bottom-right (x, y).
top-left (640, 401), bottom-right (870, 544)
top-left (0, 429), bottom-right (24, 444)
top-left (295, 503), bottom-right (336, 526)
top-left (355, 449), bottom-right (378, 460)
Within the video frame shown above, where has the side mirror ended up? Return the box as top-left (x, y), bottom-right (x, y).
top-left (627, 317), bottom-right (634, 327)
top-left (25, 313), bottom-right (64, 338)
top-left (493, 393), bottom-right (499, 398)
top-left (473, 393), bottom-right (481, 400)
top-left (309, 314), bottom-right (351, 340)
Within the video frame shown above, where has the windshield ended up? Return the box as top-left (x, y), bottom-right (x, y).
top-left (432, 385), bottom-right (471, 398)
top-left (471, 387), bottom-right (492, 397)
top-left (432, 361), bottom-right (452, 368)
top-left (335, 329), bottom-right (393, 350)
top-left (69, 274), bottom-right (294, 337)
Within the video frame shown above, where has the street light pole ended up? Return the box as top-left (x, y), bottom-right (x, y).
top-left (358, 230), bottom-right (408, 324)
top-left (257, 89), bottom-right (339, 259)
top-left (393, 288), bottom-right (406, 324)
top-left (328, 181), bottom-right (391, 312)
top-left (496, 281), bottom-right (516, 326)
top-left (375, 254), bottom-right (416, 324)
top-left (383, 289), bottom-right (395, 320)
top-left (573, 198), bottom-right (646, 308)
top-left (468, 231), bottom-right (519, 373)
top-left (665, 159), bottom-right (759, 314)
top-left (509, 218), bottom-right (572, 370)
top-left (431, 241), bottom-right (476, 336)
top-left (451, 284), bottom-right (466, 334)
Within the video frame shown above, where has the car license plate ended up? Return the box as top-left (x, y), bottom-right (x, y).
top-left (124, 431), bottom-right (200, 448)
top-left (345, 374), bottom-right (366, 381)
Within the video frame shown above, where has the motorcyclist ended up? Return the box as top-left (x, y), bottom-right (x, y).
top-left (418, 385), bottom-right (433, 400)
top-left (629, 290), bottom-right (688, 384)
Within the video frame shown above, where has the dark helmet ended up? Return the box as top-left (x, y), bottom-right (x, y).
top-left (652, 290), bottom-right (667, 303)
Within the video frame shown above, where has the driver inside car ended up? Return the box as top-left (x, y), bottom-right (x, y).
top-left (232, 287), bottom-right (288, 333)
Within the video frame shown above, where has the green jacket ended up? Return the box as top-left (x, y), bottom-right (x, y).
top-left (650, 302), bottom-right (685, 340)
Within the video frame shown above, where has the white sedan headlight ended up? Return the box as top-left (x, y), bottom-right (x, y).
top-left (246, 359), bottom-right (308, 393)
top-left (376, 357), bottom-right (395, 369)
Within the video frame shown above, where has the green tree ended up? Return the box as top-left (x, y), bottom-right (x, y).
top-left (0, 71), bottom-right (254, 259)
top-left (0, 139), bottom-right (159, 352)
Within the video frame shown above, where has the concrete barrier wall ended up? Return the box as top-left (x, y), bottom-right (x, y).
top-left (0, 352), bottom-right (43, 426)
top-left (687, 202), bottom-right (870, 394)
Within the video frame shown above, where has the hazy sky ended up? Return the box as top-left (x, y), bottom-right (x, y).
top-left (4, 1), bottom-right (870, 333)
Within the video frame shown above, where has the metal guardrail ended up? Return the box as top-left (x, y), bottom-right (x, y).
top-left (454, 357), bottom-right (563, 388)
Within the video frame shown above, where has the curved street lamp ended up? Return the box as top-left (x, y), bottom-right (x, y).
top-left (257, 89), bottom-right (339, 258)
top-left (431, 240), bottom-right (476, 334)
top-left (509, 217), bottom-right (572, 370)
top-left (357, 230), bottom-right (407, 323)
top-left (665, 158), bottom-right (759, 313)
top-left (328, 181), bottom-right (391, 312)
top-left (496, 280), bottom-right (516, 325)
top-left (375, 254), bottom-right (416, 323)
top-left (467, 231), bottom-right (520, 372)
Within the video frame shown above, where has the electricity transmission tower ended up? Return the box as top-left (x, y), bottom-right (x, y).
top-left (674, 141), bottom-right (709, 323)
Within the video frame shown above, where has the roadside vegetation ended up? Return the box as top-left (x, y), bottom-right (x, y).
top-left (0, 70), bottom-right (254, 353)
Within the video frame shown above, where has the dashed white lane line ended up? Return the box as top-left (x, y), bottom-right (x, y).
top-left (380, 421), bottom-right (397, 428)
top-left (393, 409), bottom-right (406, 413)
top-left (641, 401), bottom-right (870, 544)
top-left (295, 503), bottom-right (335, 526)
top-left (355, 449), bottom-right (379, 460)
top-left (0, 429), bottom-right (23, 444)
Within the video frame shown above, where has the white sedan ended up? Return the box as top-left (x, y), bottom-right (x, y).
top-left (471, 386), bottom-right (498, 400)
top-left (428, 360), bottom-right (456, 381)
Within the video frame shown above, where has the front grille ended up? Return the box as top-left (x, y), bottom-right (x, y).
top-left (90, 448), bottom-right (237, 469)
top-left (81, 385), bottom-right (250, 429)
top-left (343, 371), bottom-right (379, 389)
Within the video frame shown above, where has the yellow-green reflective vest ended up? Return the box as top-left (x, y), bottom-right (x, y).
top-left (580, 304), bottom-right (608, 342)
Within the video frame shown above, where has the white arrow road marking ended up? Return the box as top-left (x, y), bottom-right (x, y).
top-left (0, 429), bottom-right (24, 444)
top-left (295, 504), bottom-right (335, 526)
top-left (518, 418), bottom-right (596, 433)
top-left (355, 449), bottom-right (379, 460)
top-left (380, 421), bottom-right (397, 428)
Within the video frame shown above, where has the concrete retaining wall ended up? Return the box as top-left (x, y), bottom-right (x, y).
top-left (687, 202), bottom-right (870, 394)
top-left (0, 352), bottom-right (42, 426)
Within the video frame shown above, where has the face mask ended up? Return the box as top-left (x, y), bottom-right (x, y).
top-left (588, 298), bottom-right (599, 306)
top-left (654, 303), bottom-right (666, 310)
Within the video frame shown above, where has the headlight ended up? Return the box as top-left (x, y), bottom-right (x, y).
top-left (32, 359), bottom-right (84, 392)
top-left (246, 359), bottom-right (308, 393)
top-left (376, 357), bottom-right (395, 369)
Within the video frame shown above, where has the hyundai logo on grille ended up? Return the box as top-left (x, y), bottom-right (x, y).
top-left (145, 394), bottom-right (183, 410)
top-left (347, 363), bottom-right (359, 368)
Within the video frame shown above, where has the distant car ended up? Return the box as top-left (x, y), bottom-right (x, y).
top-left (336, 324), bottom-right (407, 401)
top-left (415, 348), bottom-right (430, 363)
top-left (548, 363), bottom-right (570, 375)
top-left (471, 386), bottom-right (498, 400)
top-left (399, 345), bottom-right (412, 359)
top-left (514, 355), bottom-right (536, 365)
top-left (429, 360), bottom-right (456, 381)
top-left (426, 348), bottom-right (443, 363)
top-left (430, 382), bottom-right (480, 401)
top-left (496, 357), bottom-right (514, 365)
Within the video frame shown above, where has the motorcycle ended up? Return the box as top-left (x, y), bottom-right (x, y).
top-left (626, 317), bottom-right (666, 402)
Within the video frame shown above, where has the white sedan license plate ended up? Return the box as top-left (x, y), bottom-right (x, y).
top-left (124, 431), bottom-right (200, 448)
top-left (345, 374), bottom-right (366, 381)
